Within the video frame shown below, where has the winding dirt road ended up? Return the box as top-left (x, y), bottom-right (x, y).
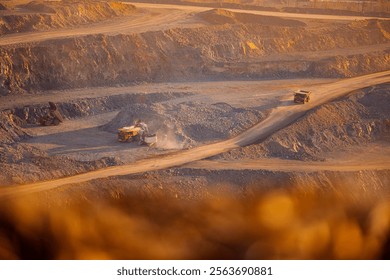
top-left (0, 2), bottom-right (387, 46)
top-left (1, 70), bottom-right (389, 200)
top-left (130, 2), bottom-right (389, 21)
top-left (0, 8), bottom-right (196, 46)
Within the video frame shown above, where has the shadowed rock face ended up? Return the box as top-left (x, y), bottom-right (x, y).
top-left (1, 14), bottom-right (389, 95)
top-left (0, 111), bottom-right (29, 144)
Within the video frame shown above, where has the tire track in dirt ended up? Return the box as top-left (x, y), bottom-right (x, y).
top-left (1, 71), bottom-right (389, 200)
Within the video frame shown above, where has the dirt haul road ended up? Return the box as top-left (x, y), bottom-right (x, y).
top-left (0, 2), bottom-right (387, 46)
top-left (130, 2), bottom-right (389, 21)
top-left (0, 8), bottom-right (195, 46)
top-left (1, 71), bottom-right (389, 200)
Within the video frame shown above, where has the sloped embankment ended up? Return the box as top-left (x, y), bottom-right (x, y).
top-left (197, 8), bottom-right (306, 27)
top-left (1, 16), bottom-right (389, 95)
top-left (102, 101), bottom-right (263, 147)
top-left (1, 164), bottom-right (388, 259)
top-left (217, 84), bottom-right (390, 161)
top-left (0, 110), bottom-right (29, 144)
top-left (0, 1), bottom-right (136, 35)
top-left (0, 110), bottom-right (117, 186)
top-left (10, 91), bottom-right (192, 124)
top-left (0, 91), bottom-right (193, 186)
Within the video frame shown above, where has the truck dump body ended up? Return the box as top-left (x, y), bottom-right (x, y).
top-left (294, 90), bottom-right (311, 104)
top-left (117, 125), bottom-right (141, 142)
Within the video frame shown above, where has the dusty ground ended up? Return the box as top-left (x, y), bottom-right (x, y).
top-left (0, 0), bottom-right (389, 260)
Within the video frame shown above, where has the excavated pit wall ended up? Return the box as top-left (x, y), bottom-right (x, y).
top-left (4, 91), bottom-right (192, 125)
top-left (30, 168), bottom-right (390, 206)
top-left (0, 91), bottom-right (192, 186)
top-left (132, 0), bottom-right (390, 16)
top-left (1, 19), bottom-right (389, 95)
top-left (0, 1), bottom-right (137, 35)
top-left (0, 110), bottom-right (30, 144)
top-left (216, 84), bottom-right (390, 161)
top-left (0, 103), bottom-right (121, 186)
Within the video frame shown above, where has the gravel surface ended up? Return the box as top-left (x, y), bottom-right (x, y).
top-left (102, 101), bottom-right (264, 148)
top-left (216, 84), bottom-right (390, 161)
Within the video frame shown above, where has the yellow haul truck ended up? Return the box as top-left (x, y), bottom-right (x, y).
top-left (117, 125), bottom-right (157, 146)
top-left (293, 90), bottom-right (311, 104)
